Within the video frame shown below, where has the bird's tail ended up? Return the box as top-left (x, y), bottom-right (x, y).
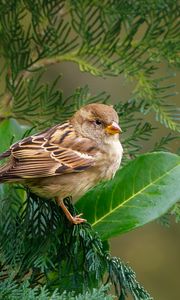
top-left (0, 150), bottom-right (11, 183)
top-left (0, 165), bottom-right (11, 183)
top-left (0, 176), bottom-right (5, 184)
top-left (0, 150), bottom-right (22, 183)
top-left (0, 149), bottom-right (11, 160)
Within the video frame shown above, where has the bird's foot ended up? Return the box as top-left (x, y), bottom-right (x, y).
top-left (71, 213), bottom-right (87, 225)
top-left (56, 198), bottom-right (87, 225)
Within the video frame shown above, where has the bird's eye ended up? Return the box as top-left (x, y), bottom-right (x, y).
top-left (95, 119), bottom-right (102, 125)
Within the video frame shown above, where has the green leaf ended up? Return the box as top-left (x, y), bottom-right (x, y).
top-left (0, 118), bottom-right (28, 153)
top-left (76, 152), bottom-right (180, 240)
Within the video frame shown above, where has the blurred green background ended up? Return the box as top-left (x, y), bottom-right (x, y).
top-left (0, 1), bottom-right (179, 299)
top-left (44, 62), bottom-right (180, 300)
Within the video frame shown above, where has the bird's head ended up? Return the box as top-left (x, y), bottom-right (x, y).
top-left (70, 103), bottom-right (122, 143)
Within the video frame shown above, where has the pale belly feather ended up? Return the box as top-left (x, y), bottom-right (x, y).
top-left (28, 170), bottom-right (99, 201)
top-left (98, 139), bottom-right (123, 180)
top-left (28, 139), bottom-right (123, 201)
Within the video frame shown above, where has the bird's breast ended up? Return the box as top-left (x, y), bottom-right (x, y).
top-left (97, 140), bottom-right (123, 180)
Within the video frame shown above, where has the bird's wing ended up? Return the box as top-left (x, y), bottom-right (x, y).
top-left (5, 122), bottom-right (96, 179)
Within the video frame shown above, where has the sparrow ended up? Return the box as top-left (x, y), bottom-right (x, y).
top-left (0, 103), bottom-right (123, 224)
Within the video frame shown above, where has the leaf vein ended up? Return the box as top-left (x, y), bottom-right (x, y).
top-left (92, 163), bottom-right (180, 227)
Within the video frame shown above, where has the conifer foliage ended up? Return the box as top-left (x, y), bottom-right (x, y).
top-left (0, 1), bottom-right (179, 299)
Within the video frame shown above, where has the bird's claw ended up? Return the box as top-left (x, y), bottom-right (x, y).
top-left (71, 213), bottom-right (87, 224)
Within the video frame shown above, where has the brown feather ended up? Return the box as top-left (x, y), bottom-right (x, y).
top-left (0, 122), bottom-right (96, 180)
top-left (0, 103), bottom-right (123, 207)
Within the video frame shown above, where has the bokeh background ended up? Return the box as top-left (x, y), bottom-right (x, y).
top-left (0, 1), bottom-right (179, 299)
top-left (44, 62), bottom-right (180, 300)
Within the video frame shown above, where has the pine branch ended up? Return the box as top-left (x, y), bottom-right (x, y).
top-left (171, 202), bottom-right (180, 223)
top-left (0, 2), bottom-right (179, 298)
top-left (0, 188), bottom-right (153, 300)
top-left (115, 102), bottom-right (156, 161)
top-left (0, 0), bottom-right (179, 132)
top-left (0, 279), bottom-right (114, 300)
top-left (130, 74), bottom-right (180, 132)
top-left (157, 201), bottom-right (180, 228)
top-left (153, 133), bottom-right (179, 152)
top-left (2, 74), bottom-right (110, 128)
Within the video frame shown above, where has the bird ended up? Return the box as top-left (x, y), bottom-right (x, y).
top-left (0, 103), bottom-right (123, 224)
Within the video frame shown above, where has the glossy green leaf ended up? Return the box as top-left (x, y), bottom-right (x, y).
top-left (0, 118), bottom-right (28, 204)
top-left (76, 152), bottom-right (180, 240)
top-left (0, 118), bottom-right (29, 153)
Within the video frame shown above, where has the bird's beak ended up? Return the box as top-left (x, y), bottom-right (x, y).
top-left (105, 121), bottom-right (122, 135)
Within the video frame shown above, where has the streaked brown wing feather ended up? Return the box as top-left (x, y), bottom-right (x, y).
top-left (6, 122), bottom-right (95, 179)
